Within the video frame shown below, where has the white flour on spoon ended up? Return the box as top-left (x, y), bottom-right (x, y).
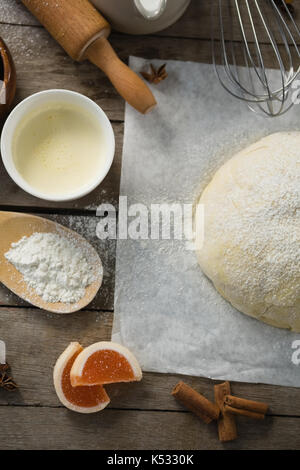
top-left (5, 232), bottom-right (96, 303)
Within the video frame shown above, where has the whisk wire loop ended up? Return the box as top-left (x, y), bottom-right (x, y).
top-left (212, 0), bottom-right (300, 117)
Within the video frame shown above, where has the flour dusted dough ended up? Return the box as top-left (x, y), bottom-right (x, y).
top-left (197, 132), bottom-right (300, 332)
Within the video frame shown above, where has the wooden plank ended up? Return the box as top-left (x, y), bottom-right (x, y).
top-left (1, 0), bottom-right (300, 46)
top-left (108, 372), bottom-right (300, 417)
top-left (109, 33), bottom-right (299, 68)
top-left (0, 214), bottom-right (115, 310)
top-left (159, 0), bottom-right (300, 45)
top-left (0, 406), bottom-right (299, 450)
top-left (0, 307), bottom-right (299, 417)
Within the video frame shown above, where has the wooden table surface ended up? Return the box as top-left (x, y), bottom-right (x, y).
top-left (0, 0), bottom-right (299, 450)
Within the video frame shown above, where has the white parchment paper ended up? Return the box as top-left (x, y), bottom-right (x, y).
top-left (113, 57), bottom-right (300, 387)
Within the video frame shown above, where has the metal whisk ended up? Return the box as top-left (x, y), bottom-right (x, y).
top-left (211, 0), bottom-right (300, 117)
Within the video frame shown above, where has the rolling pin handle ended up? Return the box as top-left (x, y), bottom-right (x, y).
top-left (87, 37), bottom-right (156, 114)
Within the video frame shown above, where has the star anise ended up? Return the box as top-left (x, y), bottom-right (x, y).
top-left (0, 363), bottom-right (18, 391)
top-left (141, 63), bottom-right (168, 84)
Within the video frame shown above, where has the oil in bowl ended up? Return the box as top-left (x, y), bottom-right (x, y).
top-left (13, 103), bottom-right (107, 197)
top-left (1, 90), bottom-right (115, 201)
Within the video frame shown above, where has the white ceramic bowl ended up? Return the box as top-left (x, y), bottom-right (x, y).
top-left (1, 89), bottom-right (115, 202)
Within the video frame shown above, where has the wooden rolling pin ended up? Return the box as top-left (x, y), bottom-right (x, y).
top-left (21, 0), bottom-right (156, 114)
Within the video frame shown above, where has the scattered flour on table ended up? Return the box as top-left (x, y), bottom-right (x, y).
top-left (5, 232), bottom-right (96, 304)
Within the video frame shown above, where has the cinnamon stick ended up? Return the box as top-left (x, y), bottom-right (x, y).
top-left (224, 395), bottom-right (268, 415)
top-left (172, 381), bottom-right (220, 424)
top-left (214, 382), bottom-right (237, 442)
top-left (224, 405), bottom-right (265, 420)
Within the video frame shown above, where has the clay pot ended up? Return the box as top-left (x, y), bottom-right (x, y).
top-left (0, 37), bottom-right (16, 120)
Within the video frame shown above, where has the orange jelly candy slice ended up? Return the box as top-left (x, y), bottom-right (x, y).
top-left (70, 342), bottom-right (142, 387)
top-left (54, 342), bottom-right (110, 413)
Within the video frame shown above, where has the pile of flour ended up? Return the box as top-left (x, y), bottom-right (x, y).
top-left (5, 232), bottom-right (96, 303)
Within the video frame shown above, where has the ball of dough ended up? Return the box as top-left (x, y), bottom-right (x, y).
top-left (197, 132), bottom-right (300, 332)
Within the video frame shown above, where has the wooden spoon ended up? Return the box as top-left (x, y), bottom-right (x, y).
top-left (0, 37), bottom-right (16, 120)
top-left (0, 212), bottom-right (103, 314)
